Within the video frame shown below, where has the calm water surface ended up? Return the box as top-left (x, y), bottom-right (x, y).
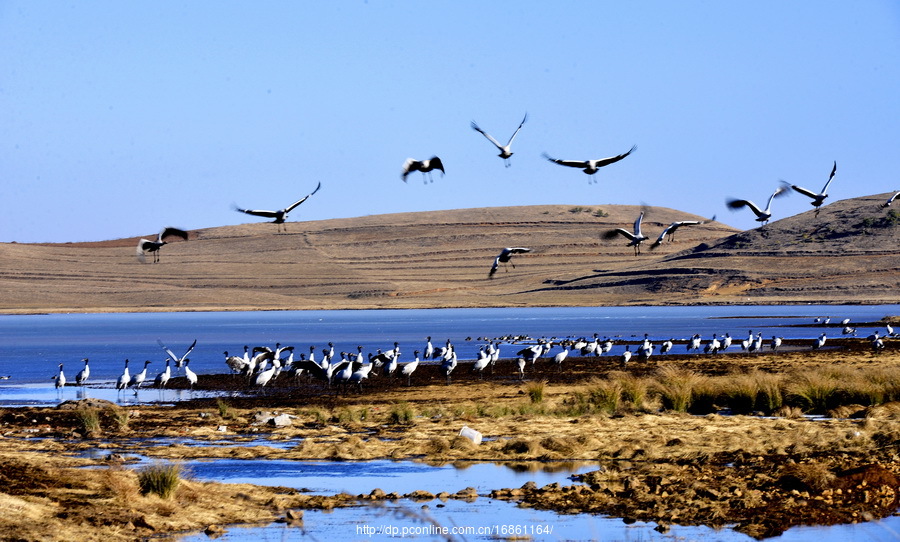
top-left (1, 305), bottom-right (897, 406)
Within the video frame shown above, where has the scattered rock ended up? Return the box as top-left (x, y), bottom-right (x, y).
top-left (56, 398), bottom-right (117, 410)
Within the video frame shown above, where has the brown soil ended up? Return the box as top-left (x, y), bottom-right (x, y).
top-left (2, 340), bottom-right (900, 540)
top-left (0, 194), bottom-right (897, 314)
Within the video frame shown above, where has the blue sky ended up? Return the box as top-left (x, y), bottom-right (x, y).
top-left (2, 1), bottom-right (899, 243)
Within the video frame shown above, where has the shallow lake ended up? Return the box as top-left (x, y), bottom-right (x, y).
top-left (1, 305), bottom-right (897, 406)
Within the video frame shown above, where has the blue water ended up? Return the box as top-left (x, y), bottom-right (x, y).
top-left (0, 305), bottom-right (897, 406)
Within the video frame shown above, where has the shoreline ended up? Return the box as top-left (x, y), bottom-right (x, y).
top-left (2, 342), bottom-right (900, 539)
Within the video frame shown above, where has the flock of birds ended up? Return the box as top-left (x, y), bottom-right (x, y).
top-left (133, 112), bottom-right (900, 280)
top-left (50, 317), bottom-right (897, 395)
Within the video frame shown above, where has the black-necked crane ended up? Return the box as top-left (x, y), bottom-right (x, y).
top-left (136, 227), bottom-right (189, 263)
top-left (516, 357), bottom-right (526, 380)
top-left (660, 339), bottom-right (673, 355)
top-left (401, 350), bottom-right (420, 387)
top-left (542, 145), bottom-right (636, 184)
top-left (75, 358), bottom-right (90, 386)
top-left (471, 113), bottom-right (527, 167)
top-left (53, 363), bottom-right (66, 389)
top-left (184, 359), bottom-right (198, 389)
top-left (233, 181), bottom-right (322, 232)
top-left (224, 351), bottom-right (247, 375)
top-left (721, 333), bottom-right (733, 352)
top-left (128, 360), bottom-right (152, 389)
top-left (489, 247), bottom-right (531, 278)
top-left (726, 185), bottom-right (789, 226)
top-left (604, 211), bottom-right (649, 255)
top-left (158, 339), bottom-right (197, 372)
top-left (440, 350), bottom-right (457, 385)
top-left (620, 346), bottom-right (632, 367)
top-left (154, 359), bottom-right (172, 388)
top-left (813, 333), bottom-right (827, 350)
top-left (788, 161), bottom-right (836, 216)
top-left (116, 360), bottom-right (131, 391)
top-left (401, 157), bottom-right (445, 183)
top-left (771, 336), bottom-right (783, 352)
top-left (882, 191), bottom-right (900, 208)
top-left (553, 344), bottom-right (571, 370)
top-left (649, 217), bottom-right (713, 249)
top-left (473, 347), bottom-right (491, 379)
top-left (424, 337), bottom-right (435, 360)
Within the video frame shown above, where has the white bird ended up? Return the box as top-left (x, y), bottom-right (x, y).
top-left (771, 336), bottom-right (783, 352)
top-left (882, 191), bottom-right (900, 208)
top-left (704, 334), bottom-right (721, 355)
top-left (887, 323), bottom-right (896, 337)
top-left (543, 145), bottom-right (636, 183)
top-left (621, 346), bottom-right (632, 366)
top-left (687, 334), bottom-right (702, 352)
top-left (473, 347), bottom-right (491, 378)
top-left (650, 219), bottom-right (711, 249)
top-left (471, 113), bottom-right (527, 167)
top-left (158, 339), bottom-right (197, 371)
top-left (726, 185), bottom-right (790, 226)
top-left (53, 363), bottom-right (66, 389)
top-left (660, 339), bottom-right (674, 355)
top-left (128, 360), bottom-right (152, 389)
top-left (440, 350), bottom-right (457, 385)
top-left (749, 333), bottom-right (763, 353)
top-left (788, 161), bottom-right (836, 216)
top-left (154, 359), bottom-right (172, 388)
top-left (401, 351), bottom-right (420, 387)
top-left (721, 333), bottom-right (733, 352)
top-left (516, 357), bottom-right (526, 380)
top-left (184, 359), bottom-right (198, 389)
top-left (813, 333), bottom-right (827, 350)
top-left (424, 337), bottom-right (435, 360)
top-left (254, 364), bottom-right (278, 388)
top-left (552, 345), bottom-right (571, 370)
top-left (136, 227), bottom-right (189, 263)
top-left (401, 156), bottom-right (445, 183)
top-left (116, 360), bottom-right (131, 391)
top-left (233, 181), bottom-right (322, 232)
top-left (489, 247), bottom-right (532, 278)
top-left (75, 358), bottom-right (90, 386)
top-left (604, 211), bottom-right (650, 255)
top-left (516, 343), bottom-right (544, 366)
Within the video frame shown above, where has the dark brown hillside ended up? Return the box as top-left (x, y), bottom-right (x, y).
top-left (536, 193), bottom-right (900, 304)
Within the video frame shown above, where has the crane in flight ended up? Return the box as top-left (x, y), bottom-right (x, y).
top-left (542, 145), bottom-right (636, 183)
top-left (136, 227), bottom-right (189, 263)
top-left (401, 157), bottom-right (445, 183)
top-left (787, 161), bottom-right (836, 216)
top-left (489, 247), bottom-right (531, 278)
top-left (470, 113), bottom-right (527, 167)
top-left (726, 185), bottom-right (789, 226)
top-left (233, 181), bottom-right (322, 232)
top-left (604, 211), bottom-right (649, 255)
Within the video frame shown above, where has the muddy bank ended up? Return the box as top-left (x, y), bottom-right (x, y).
top-left (1, 342), bottom-right (900, 540)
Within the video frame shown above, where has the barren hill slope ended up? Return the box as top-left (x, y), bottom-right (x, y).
top-left (0, 196), bottom-right (895, 313)
top-left (534, 193), bottom-right (900, 304)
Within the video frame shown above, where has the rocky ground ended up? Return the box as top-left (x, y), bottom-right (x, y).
top-left (2, 336), bottom-right (900, 540)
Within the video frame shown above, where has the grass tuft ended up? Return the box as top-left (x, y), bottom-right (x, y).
top-left (138, 462), bottom-right (182, 499)
top-left (525, 381), bottom-right (545, 404)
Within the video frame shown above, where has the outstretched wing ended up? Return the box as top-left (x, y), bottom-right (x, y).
top-left (633, 212), bottom-right (645, 238)
top-left (181, 339), bottom-right (198, 359)
top-left (507, 247), bottom-right (531, 255)
top-left (820, 161), bottom-right (837, 194)
top-left (471, 121), bottom-right (504, 150)
top-left (726, 198), bottom-right (764, 217)
top-left (595, 145), bottom-right (637, 168)
top-left (650, 223), bottom-right (676, 248)
top-left (790, 184), bottom-right (819, 199)
top-left (283, 181), bottom-right (322, 213)
top-left (604, 228), bottom-right (636, 242)
top-left (505, 113), bottom-right (528, 146)
top-left (233, 205), bottom-right (279, 218)
top-left (429, 156), bottom-right (445, 174)
top-left (157, 339), bottom-right (180, 362)
top-left (136, 239), bottom-right (151, 262)
top-left (159, 227), bottom-right (189, 242)
top-left (401, 158), bottom-right (419, 181)
top-left (542, 153), bottom-right (588, 168)
top-left (488, 256), bottom-right (501, 278)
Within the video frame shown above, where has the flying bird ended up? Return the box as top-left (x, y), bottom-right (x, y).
top-left (233, 181), bottom-right (322, 232)
top-left (401, 157), bottom-right (445, 183)
top-left (604, 211), bottom-right (649, 255)
top-left (650, 217), bottom-right (713, 249)
top-left (157, 339), bottom-right (197, 371)
top-left (787, 161), bottom-right (837, 216)
top-left (882, 191), bottom-right (900, 208)
top-left (726, 185), bottom-right (789, 226)
top-left (542, 145), bottom-right (636, 183)
top-left (489, 247), bottom-right (531, 278)
top-left (136, 227), bottom-right (189, 263)
top-left (471, 113), bottom-right (527, 167)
